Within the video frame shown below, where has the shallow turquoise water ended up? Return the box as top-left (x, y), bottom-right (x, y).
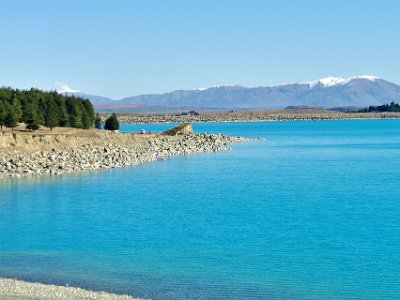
top-left (1, 120), bottom-right (400, 299)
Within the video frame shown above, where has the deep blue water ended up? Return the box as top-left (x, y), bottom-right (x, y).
top-left (1, 120), bottom-right (400, 299)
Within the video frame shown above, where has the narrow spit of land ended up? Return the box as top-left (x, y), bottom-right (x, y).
top-left (0, 123), bottom-right (246, 179)
top-left (109, 109), bottom-right (400, 124)
top-left (0, 278), bottom-right (142, 300)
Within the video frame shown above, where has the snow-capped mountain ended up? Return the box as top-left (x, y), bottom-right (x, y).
top-left (305, 75), bottom-right (380, 89)
top-left (60, 76), bottom-right (400, 110)
top-left (55, 81), bottom-right (113, 104)
top-left (55, 81), bottom-right (81, 94)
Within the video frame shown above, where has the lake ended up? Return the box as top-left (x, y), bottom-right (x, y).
top-left (1, 120), bottom-right (400, 299)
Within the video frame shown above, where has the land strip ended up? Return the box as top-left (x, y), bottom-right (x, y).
top-left (107, 110), bottom-right (400, 124)
top-left (0, 124), bottom-right (246, 179)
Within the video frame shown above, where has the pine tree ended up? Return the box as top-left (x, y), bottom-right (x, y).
top-left (0, 87), bottom-right (95, 130)
top-left (104, 113), bottom-right (120, 131)
top-left (94, 113), bottom-right (102, 129)
top-left (44, 100), bottom-right (59, 131)
top-left (59, 99), bottom-right (70, 127)
top-left (25, 111), bottom-right (39, 132)
top-left (81, 110), bottom-right (91, 129)
top-left (5, 107), bottom-right (19, 130)
top-left (0, 101), bottom-right (7, 130)
top-left (82, 99), bottom-right (95, 126)
top-left (36, 109), bottom-right (45, 126)
top-left (70, 114), bottom-right (83, 128)
top-left (11, 97), bottom-right (22, 123)
top-left (67, 97), bottom-right (83, 128)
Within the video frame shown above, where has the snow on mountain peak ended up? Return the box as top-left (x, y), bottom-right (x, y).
top-left (307, 77), bottom-right (345, 89)
top-left (307, 75), bottom-right (381, 89)
top-left (54, 81), bottom-right (80, 94)
top-left (194, 85), bottom-right (244, 91)
top-left (350, 75), bottom-right (380, 81)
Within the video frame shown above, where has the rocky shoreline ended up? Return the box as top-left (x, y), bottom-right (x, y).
top-left (0, 124), bottom-right (247, 179)
top-left (108, 110), bottom-right (400, 124)
top-left (0, 278), bottom-right (141, 300)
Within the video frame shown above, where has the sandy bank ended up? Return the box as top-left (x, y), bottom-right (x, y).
top-left (0, 278), bottom-right (142, 300)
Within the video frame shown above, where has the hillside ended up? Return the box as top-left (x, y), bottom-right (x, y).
top-left (65, 76), bottom-right (400, 112)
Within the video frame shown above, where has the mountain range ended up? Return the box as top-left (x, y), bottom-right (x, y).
top-left (59, 76), bottom-right (400, 112)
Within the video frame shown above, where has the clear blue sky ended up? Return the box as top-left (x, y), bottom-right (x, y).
top-left (0, 0), bottom-right (399, 99)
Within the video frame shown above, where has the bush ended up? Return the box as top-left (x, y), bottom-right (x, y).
top-left (104, 113), bottom-right (119, 131)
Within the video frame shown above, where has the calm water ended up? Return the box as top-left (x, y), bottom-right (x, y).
top-left (1, 120), bottom-right (400, 299)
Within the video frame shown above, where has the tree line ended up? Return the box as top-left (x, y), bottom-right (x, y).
top-left (358, 102), bottom-right (400, 113)
top-left (0, 87), bottom-right (95, 131)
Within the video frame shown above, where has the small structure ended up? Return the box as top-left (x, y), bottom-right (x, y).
top-left (179, 110), bottom-right (199, 116)
top-left (140, 129), bottom-right (146, 134)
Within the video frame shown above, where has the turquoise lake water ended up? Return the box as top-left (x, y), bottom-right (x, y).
top-left (1, 120), bottom-right (400, 299)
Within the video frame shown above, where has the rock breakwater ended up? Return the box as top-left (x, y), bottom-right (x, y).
top-left (0, 127), bottom-right (246, 179)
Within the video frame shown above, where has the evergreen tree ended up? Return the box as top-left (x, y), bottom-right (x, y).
top-left (82, 99), bottom-right (95, 126)
top-left (23, 101), bottom-right (35, 124)
top-left (70, 114), bottom-right (83, 128)
top-left (25, 111), bottom-right (40, 132)
top-left (44, 100), bottom-right (59, 131)
top-left (36, 109), bottom-right (45, 126)
top-left (81, 110), bottom-right (91, 129)
top-left (67, 97), bottom-right (83, 128)
top-left (94, 113), bottom-right (102, 129)
top-left (104, 113), bottom-right (120, 131)
top-left (5, 107), bottom-right (19, 130)
top-left (58, 99), bottom-right (70, 127)
top-left (363, 102), bottom-right (400, 113)
top-left (0, 87), bottom-right (95, 130)
top-left (11, 96), bottom-right (22, 123)
top-left (0, 101), bottom-right (7, 130)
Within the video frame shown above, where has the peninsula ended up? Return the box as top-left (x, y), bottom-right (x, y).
top-left (0, 123), bottom-right (246, 179)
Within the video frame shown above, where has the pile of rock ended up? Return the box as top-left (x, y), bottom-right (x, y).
top-left (0, 130), bottom-right (247, 179)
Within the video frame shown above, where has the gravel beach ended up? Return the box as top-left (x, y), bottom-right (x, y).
top-left (0, 278), bottom-right (142, 300)
top-left (0, 124), bottom-right (247, 179)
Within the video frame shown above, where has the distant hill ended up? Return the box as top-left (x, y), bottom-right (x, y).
top-left (60, 76), bottom-right (400, 112)
top-left (61, 92), bottom-right (113, 105)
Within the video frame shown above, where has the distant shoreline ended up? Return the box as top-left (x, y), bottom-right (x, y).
top-left (104, 110), bottom-right (400, 124)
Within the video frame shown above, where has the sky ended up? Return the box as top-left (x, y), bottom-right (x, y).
top-left (0, 0), bottom-right (399, 99)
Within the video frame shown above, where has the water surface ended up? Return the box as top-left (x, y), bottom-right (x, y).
top-left (1, 120), bottom-right (400, 299)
